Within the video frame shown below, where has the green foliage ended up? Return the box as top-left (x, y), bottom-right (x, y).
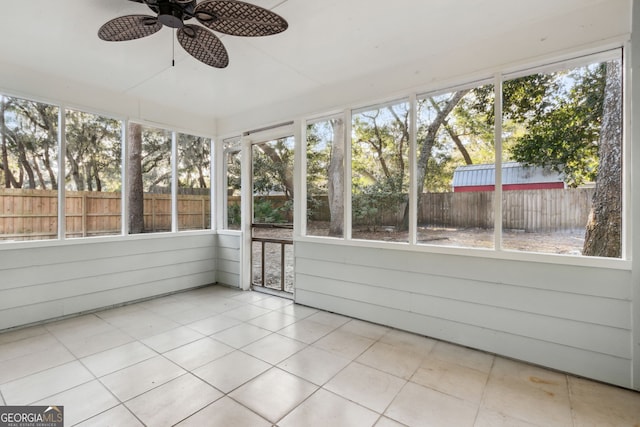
top-left (306, 122), bottom-right (332, 197)
top-left (506, 63), bottom-right (607, 186)
top-left (226, 150), bottom-right (241, 196)
top-left (417, 88), bottom-right (495, 193)
top-left (178, 133), bottom-right (211, 190)
top-left (227, 203), bottom-right (241, 227)
top-left (141, 127), bottom-right (172, 192)
top-left (351, 104), bottom-right (410, 230)
top-left (65, 109), bottom-right (122, 192)
top-left (352, 175), bottom-right (407, 230)
top-left (252, 138), bottom-right (294, 199)
top-left (253, 199), bottom-right (286, 223)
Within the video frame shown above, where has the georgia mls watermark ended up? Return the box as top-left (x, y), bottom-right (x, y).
top-left (0, 406), bottom-right (64, 427)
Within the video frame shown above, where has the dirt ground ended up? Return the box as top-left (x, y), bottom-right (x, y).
top-left (310, 221), bottom-right (585, 256)
top-left (253, 223), bottom-right (586, 293)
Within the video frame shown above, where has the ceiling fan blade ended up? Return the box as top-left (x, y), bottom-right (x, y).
top-left (98, 15), bottom-right (162, 41)
top-left (194, 0), bottom-right (288, 37)
top-left (177, 24), bottom-right (229, 68)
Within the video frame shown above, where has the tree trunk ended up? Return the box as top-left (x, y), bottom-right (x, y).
top-left (66, 151), bottom-right (83, 190)
top-left (18, 141), bottom-right (36, 188)
top-left (328, 118), bottom-right (345, 236)
top-left (583, 60), bottom-right (622, 257)
top-left (128, 123), bottom-right (145, 234)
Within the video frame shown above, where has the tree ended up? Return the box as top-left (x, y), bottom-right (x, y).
top-left (583, 60), bottom-right (622, 257)
top-left (128, 123), bottom-right (144, 233)
top-left (65, 110), bottom-right (121, 192)
top-left (252, 137), bottom-right (294, 223)
top-left (505, 60), bottom-right (622, 257)
top-left (328, 119), bottom-right (345, 236)
top-left (351, 104), bottom-right (410, 231)
top-left (507, 67), bottom-right (604, 187)
top-left (178, 134), bottom-right (210, 190)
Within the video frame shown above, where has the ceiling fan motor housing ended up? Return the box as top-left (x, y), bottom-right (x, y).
top-left (157, 0), bottom-right (185, 28)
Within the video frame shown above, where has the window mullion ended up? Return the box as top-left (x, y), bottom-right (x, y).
top-left (409, 93), bottom-right (417, 246)
top-left (121, 120), bottom-right (128, 235)
top-left (344, 108), bottom-right (353, 240)
top-left (58, 106), bottom-right (66, 240)
top-left (494, 74), bottom-right (503, 251)
top-left (171, 131), bottom-right (178, 232)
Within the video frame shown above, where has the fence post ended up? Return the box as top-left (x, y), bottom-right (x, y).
top-left (82, 193), bottom-right (87, 237)
top-left (152, 194), bottom-right (156, 232)
top-left (202, 198), bottom-right (205, 229)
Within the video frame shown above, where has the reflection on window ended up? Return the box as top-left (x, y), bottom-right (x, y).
top-left (306, 118), bottom-right (344, 238)
top-left (0, 96), bottom-right (60, 241)
top-left (65, 109), bottom-right (122, 238)
top-left (351, 101), bottom-right (410, 242)
top-left (127, 123), bottom-right (172, 234)
top-left (225, 149), bottom-right (241, 229)
top-left (501, 57), bottom-right (622, 257)
top-left (416, 85), bottom-right (495, 249)
top-left (178, 133), bottom-right (211, 231)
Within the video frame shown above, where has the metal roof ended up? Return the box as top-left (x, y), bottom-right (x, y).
top-left (452, 162), bottom-right (564, 187)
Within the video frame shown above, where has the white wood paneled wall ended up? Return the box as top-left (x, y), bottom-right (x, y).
top-left (295, 241), bottom-right (633, 389)
top-left (215, 233), bottom-right (241, 288)
top-left (0, 234), bottom-right (217, 330)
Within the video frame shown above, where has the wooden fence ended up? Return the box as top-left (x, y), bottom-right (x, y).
top-left (1, 188), bottom-right (595, 240)
top-left (310, 188), bottom-right (595, 232)
top-left (420, 188), bottom-right (594, 232)
top-left (0, 189), bottom-right (210, 240)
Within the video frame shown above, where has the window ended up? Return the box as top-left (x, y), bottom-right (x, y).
top-left (416, 83), bottom-right (495, 249)
top-left (351, 100), bottom-right (410, 242)
top-left (301, 50), bottom-right (623, 260)
top-left (500, 55), bottom-right (622, 257)
top-left (127, 123), bottom-right (172, 234)
top-left (224, 146), bottom-right (241, 230)
top-left (0, 96), bottom-right (60, 241)
top-left (306, 117), bottom-right (345, 238)
top-left (65, 109), bottom-right (122, 238)
top-left (177, 133), bottom-right (211, 231)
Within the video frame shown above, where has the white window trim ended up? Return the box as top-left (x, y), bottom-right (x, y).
top-left (299, 46), bottom-right (629, 270)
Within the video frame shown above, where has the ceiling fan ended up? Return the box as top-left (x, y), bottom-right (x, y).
top-left (98, 0), bottom-right (288, 68)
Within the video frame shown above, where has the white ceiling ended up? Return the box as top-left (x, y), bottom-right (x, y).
top-left (0, 0), bottom-right (631, 135)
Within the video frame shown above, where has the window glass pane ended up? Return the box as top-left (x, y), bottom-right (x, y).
top-left (306, 118), bottom-right (344, 238)
top-left (0, 96), bottom-right (59, 241)
top-left (416, 85), bottom-right (495, 249)
top-left (225, 149), bottom-right (241, 230)
top-left (351, 101), bottom-right (410, 242)
top-left (64, 110), bottom-right (122, 238)
top-left (501, 57), bottom-right (622, 257)
top-left (177, 133), bottom-right (211, 231)
top-left (252, 136), bottom-right (294, 225)
top-left (127, 123), bottom-right (171, 234)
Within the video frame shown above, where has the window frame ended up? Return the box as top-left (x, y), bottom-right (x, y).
top-left (299, 46), bottom-right (629, 269)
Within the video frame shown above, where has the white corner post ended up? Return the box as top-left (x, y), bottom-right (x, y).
top-left (240, 137), bottom-right (252, 291)
top-left (629, 0), bottom-right (640, 391)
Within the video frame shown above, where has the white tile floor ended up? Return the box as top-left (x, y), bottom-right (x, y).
top-left (0, 284), bottom-right (639, 426)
